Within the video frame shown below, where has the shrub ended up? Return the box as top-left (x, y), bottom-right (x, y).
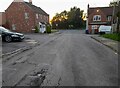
top-left (34, 26), bottom-right (39, 33)
top-left (46, 25), bottom-right (51, 33)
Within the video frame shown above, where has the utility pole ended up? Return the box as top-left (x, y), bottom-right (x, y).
top-left (117, 1), bottom-right (120, 33)
top-left (86, 4), bottom-right (89, 34)
top-left (112, 0), bottom-right (116, 33)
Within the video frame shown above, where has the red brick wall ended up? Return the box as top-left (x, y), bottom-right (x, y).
top-left (88, 9), bottom-right (107, 24)
top-left (0, 12), bottom-right (6, 26)
top-left (35, 13), bottom-right (49, 25)
top-left (5, 2), bottom-right (35, 33)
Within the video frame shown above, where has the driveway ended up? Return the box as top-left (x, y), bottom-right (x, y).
top-left (2, 30), bottom-right (118, 86)
top-left (2, 33), bottom-right (56, 54)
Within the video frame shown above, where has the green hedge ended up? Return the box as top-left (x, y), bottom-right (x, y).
top-left (34, 26), bottom-right (39, 33)
top-left (46, 25), bottom-right (51, 33)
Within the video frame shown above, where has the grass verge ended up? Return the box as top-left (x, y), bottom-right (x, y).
top-left (51, 29), bottom-right (59, 33)
top-left (101, 33), bottom-right (120, 42)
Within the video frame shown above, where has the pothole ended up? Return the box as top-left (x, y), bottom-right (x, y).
top-left (16, 64), bottom-right (51, 87)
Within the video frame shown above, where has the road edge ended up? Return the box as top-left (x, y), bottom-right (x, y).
top-left (91, 36), bottom-right (118, 53)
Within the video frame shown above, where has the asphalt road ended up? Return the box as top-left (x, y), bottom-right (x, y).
top-left (2, 30), bottom-right (118, 87)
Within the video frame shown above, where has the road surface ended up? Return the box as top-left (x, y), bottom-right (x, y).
top-left (2, 30), bottom-right (118, 87)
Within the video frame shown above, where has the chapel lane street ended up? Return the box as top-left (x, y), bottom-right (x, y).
top-left (2, 30), bottom-right (118, 86)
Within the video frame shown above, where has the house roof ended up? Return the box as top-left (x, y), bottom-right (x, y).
top-left (88, 7), bottom-right (113, 16)
top-left (24, 2), bottom-right (49, 16)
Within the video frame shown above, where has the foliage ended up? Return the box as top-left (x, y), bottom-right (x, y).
top-left (51, 6), bottom-right (86, 29)
top-left (46, 25), bottom-right (51, 33)
top-left (109, 1), bottom-right (118, 7)
top-left (34, 26), bottom-right (39, 33)
top-left (101, 33), bottom-right (120, 41)
top-left (109, 0), bottom-right (120, 7)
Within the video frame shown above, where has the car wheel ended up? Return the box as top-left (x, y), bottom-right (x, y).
top-left (5, 36), bottom-right (12, 42)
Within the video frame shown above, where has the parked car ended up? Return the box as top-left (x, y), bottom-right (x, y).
top-left (0, 26), bottom-right (24, 42)
top-left (98, 25), bottom-right (112, 34)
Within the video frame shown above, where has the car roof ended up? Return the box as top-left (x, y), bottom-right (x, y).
top-left (0, 26), bottom-right (6, 29)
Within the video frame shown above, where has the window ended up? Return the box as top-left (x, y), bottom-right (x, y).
top-left (12, 24), bottom-right (16, 30)
top-left (93, 15), bottom-right (101, 21)
top-left (36, 14), bottom-right (39, 19)
top-left (25, 13), bottom-right (29, 19)
top-left (92, 25), bottom-right (98, 30)
top-left (39, 14), bottom-right (42, 19)
top-left (107, 16), bottom-right (112, 21)
top-left (43, 15), bottom-right (46, 21)
top-left (46, 16), bottom-right (48, 21)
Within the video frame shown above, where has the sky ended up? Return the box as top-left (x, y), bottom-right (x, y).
top-left (0, 0), bottom-right (113, 20)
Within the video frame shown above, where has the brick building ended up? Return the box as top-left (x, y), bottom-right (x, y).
top-left (0, 12), bottom-right (6, 26)
top-left (5, 0), bottom-right (49, 33)
top-left (86, 5), bottom-right (113, 34)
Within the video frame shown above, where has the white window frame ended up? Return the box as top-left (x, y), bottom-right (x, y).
top-left (12, 24), bottom-right (16, 30)
top-left (107, 16), bottom-right (112, 21)
top-left (25, 12), bottom-right (29, 19)
top-left (92, 25), bottom-right (98, 30)
top-left (36, 14), bottom-right (39, 19)
top-left (93, 15), bottom-right (101, 21)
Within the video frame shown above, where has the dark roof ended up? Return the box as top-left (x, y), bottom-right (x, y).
top-left (88, 7), bottom-right (113, 16)
top-left (24, 2), bottom-right (49, 16)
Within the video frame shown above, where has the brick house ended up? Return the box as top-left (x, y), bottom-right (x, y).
top-left (5, 0), bottom-right (49, 33)
top-left (0, 12), bottom-right (6, 26)
top-left (86, 5), bottom-right (113, 34)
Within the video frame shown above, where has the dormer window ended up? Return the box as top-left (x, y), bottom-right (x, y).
top-left (93, 15), bottom-right (101, 21)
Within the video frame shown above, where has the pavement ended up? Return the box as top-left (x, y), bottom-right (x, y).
top-left (2, 30), bottom-right (118, 86)
top-left (91, 35), bottom-right (119, 54)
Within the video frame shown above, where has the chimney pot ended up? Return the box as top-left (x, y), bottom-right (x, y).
top-left (14, 0), bottom-right (23, 2)
top-left (29, 0), bottom-right (32, 4)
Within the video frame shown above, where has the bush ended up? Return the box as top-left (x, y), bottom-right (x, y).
top-left (46, 25), bottom-right (51, 33)
top-left (34, 26), bottom-right (39, 33)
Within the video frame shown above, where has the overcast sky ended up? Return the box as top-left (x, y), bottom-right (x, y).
top-left (0, 0), bottom-right (112, 19)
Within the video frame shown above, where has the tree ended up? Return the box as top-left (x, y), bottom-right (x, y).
top-left (51, 7), bottom-right (85, 29)
top-left (109, 0), bottom-right (120, 7)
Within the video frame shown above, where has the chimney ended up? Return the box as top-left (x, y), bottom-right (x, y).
top-left (14, 0), bottom-right (24, 2)
top-left (88, 4), bottom-right (89, 9)
top-left (29, 0), bottom-right (32, 4)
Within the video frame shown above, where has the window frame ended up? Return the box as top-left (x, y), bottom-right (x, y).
top-left (93, 15), bottom-right (101, 21)
top-left (91, 25), bottom-right (98, 30)
top-left (25, 12), bottom-right (29, 19)
top-left (107, 15), bottom-right (112, 21)
top-left (36, 14), bottom-right (39, 19)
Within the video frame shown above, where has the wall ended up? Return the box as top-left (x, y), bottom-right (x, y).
top-left (5, 2), bottom-right (35, 33)
top-left (0, 12), bottom-right (6, 26)
top-left (88, 8), bottom-right (113, 34)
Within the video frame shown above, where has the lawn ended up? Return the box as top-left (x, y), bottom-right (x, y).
top-left (101, 33), bottom-right (120, 42)
top-left (51, 29), bottom-right (59, 33)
